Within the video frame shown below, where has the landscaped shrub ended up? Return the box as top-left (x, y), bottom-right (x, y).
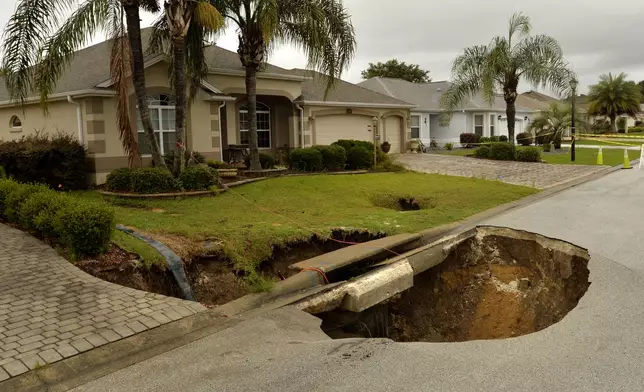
top-left (516, 132), bottom-right (533, 146)
top-left (474, 145), bottom-right (491, 159)
top-left (163, 150), bottom-right (206, 174)
top-left (0, 179), bottom-right (20, 218)
top-left (444, 143), bottom-right (454, 151)
top-left (489, 142), bottom-right (516, 161)
top-left (5, 183), bottom-right (50, 222)
top-left (635, 121), bottom-right (643, 127)
top-left (628, 126), bottom-right (644, 133)
top-left (130, 168), bottom-right (179, 194)
top-left (516, 147), bottom-right (542, 162)
top-left (207, 160), bottom-right (231, 169)
top-left (105, 168), bottom-right (135, 192)
top-left (0, 132), bottom-right (88, 190)
top-left (244, 153), bottom-right (276, 169)
top-left (289, 148), bottom-right (323, 172)
top-left (332, 139), bottom-right (387, 164)
top-left (313, 145), bottom-right (347, 170)
top-left (490, 136), bottom-right (501, 142)
top-left (460, 133), bottom-right (480, 148)
top-left (19, 191), bottom-right (66, 236)
top-left (542, 142), bottom-right (552, 152)
top-left (479, 137), bottom-right (491, 144)
top-left (54, 200), bottom-right (113, 257)
top-left (499, 135), bottom-right (509, 142)
top-left (346, 146), bottom-right (373, 170)
top-left (179, 165), bottom-right (216, 191)
top-left (617, 117), bottom-right (627, 132)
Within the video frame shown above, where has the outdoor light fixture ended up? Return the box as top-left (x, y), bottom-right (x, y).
top-left (570, 78), bottom-right (578, 162)
top-left (498, 115), bottom-right (502, 121)
top-left (524, 116), bottom-right (529, 121)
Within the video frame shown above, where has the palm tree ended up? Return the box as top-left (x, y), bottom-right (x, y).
top-left (440, 12), bottom-right (574, 144)
top-left (529, 102), bottom-right (587, 148)
top-left (2, 0), bottom-right (166, 168)
top-left (588, 73), bottom-right (642, 132)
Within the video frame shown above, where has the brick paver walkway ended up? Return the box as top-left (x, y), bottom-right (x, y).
top-left (0, 224), bottom-right (205, 380)
top-left (396, 154), bottom-right (609, 189)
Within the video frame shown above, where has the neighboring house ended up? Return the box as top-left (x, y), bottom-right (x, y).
top-left (0, 30), bottom-right (414, 184)
top-left (359, 77), bottom-right (536, 145)
top-left (574, 95), bottom-right (644, 129)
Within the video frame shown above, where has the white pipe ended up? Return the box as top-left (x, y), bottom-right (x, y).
top-left (67, 96), bottom-right (84, 144)
top-left (218, 101), bottom-right (226, 161)
top-left (295, 104), bottom-right (304, 147)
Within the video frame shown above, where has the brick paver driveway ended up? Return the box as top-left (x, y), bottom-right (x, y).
top-left (396, 154), bottom-right (610, 189)
top-left (0, 224), bottom-right (205, 380)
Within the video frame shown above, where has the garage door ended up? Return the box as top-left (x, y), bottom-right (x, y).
top-left (314, 115), bottom-right (373, 146)
top-left (384, 116), bottom-right (404, 153)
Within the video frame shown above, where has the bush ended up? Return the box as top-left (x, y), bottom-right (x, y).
top-left (313, 145), bottom-right (347, 170)
top-left (244, 153), bottom-right (276, 169)
top-left (460, 133), bottom-right (480, 148)
top-left (289, 148), bottom-right (323, 172)
top-left (163, 150), bottom-right (205, 174)
top-left (207, 160), bottom-right (231, 169)
top-left (516, 132), bottom-right (533, 146)
top-left (5, 183), bottom-right (50, 222)
top-left (0, 179), bottom-right (20, 218)
top-left (444, 143), bottom-right (454, 151)
top-left (54, 200), bottom-right (113, 257)
top-left (617, 117), bottom-right (627, 131)
top-left (628, 126), bottom-right (644, 133)
top-left (542, 142), bottom-right (552, 153)
top-left (474, 145), bottom-right (491, 159)
top-left (19, 191), bottom-right (66, 236)
top-left (346, 146), bottom-right (373, 170)
top-left (0, 132), bottom-right (88, 190)
top-left (179, 165), bottom-right (216, 191)
top-left (635, 121), bottom-right (643, 127)
top-left (489, 142), bottom-right (516, 161)
top-left (130, 168), bottom-right (179, 194)
top-left (499, 135), bottom-right (509, 142)
top-left (479, 137), bottom-right (491, 144)
top-left (516, 147), bottom-right (542, 162)
top-left (105, 168), bottom-right (134, 192)
top-left (332, 139), bottom-right (387, 164)
top-left (490, 136), bottom-right (501, 142)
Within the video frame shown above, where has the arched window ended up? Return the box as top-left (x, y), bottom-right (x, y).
top-left (10, 116), bottom-right (22, 129)
top-left (135, 94), bottom-right (176, 155)
top-left (239, 102), bottom-right (271, 148)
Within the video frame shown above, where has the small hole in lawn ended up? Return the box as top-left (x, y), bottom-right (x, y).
top-left (371, 194), bottom-right (436, 211)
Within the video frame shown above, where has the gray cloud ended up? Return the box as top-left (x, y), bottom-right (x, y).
top-left (2, 0), bottom-right (644, 93)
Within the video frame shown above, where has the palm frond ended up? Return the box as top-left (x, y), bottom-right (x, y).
top-left (109, 6), bottom-right (140, 166)
top-left (507, 12), bottom-right (530, 46)
top-left (588, 72), bottom-right (642, 119)
top-left (185, 22), bottom-right (209, 99)
top-left (1, 0), bottom-right (76, 105)
top-left (440, 45), bottom-right (489, 120)
top-left (514, 34), bottom-right (573, 96)
top-left (194, 1), bottom-right (224, 30)
top-left (140, 0), bottom-right (161, 13)
top-left (146, 15), bottom-right (172, 56)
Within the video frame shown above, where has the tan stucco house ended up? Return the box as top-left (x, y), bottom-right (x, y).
top-left (0, 32), bottom-right (414, 184)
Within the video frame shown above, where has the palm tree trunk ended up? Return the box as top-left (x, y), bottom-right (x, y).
top-left (245, 66), bottom-right (261, 170)
top-left (172, 36), bottom-right (187, 175)
top-left (123, 3), bottom-right (166, 168)
top-left (610, 116), bottom-right (617, 132)
top-left (505, 98), bottom-right (517, 144)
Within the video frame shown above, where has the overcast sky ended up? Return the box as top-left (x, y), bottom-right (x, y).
top-left (2, 0), bottom-right (644, 94)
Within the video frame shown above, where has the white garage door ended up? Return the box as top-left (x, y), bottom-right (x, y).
top-left (314, 115), bottom-right (373, 146)
top-left (384, 116), bottom-right (404, 153)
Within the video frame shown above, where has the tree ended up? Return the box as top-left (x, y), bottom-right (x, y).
top-left (440, 12), bottom-right (574, 144)
top-left (588, 73), bottom-right (642, 132)
top-left (638, 80), bottom-right (644, 98)
top-left (205, 0), bottom-right (356, 170)
top-left (2, 0), bottom-right (166, 168)
top-left (361, 59), bottom-right (431, 83)
top-left (529, 102), bottom-right (587, 148)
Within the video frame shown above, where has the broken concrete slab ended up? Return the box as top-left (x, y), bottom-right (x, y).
top-left (341, 260), bottom-right (414, 312)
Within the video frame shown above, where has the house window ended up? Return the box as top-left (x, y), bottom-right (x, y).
top-left (10, 116), bottom-right (22, 129)
top-left (410, 115), bottom-right (421, 139)
top-left (474, 114), bottom-right (484, 136)
top-left (137, 94), bottom-right (177, 155)
top-left (489, 114), bottom-right (496, 136)
top-left (240, 102), bottom-right (271, 148)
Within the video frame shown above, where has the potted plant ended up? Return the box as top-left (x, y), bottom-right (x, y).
top-left (409, 139), bottom-right (420, 153)
top-left (381, 141), bottom-right (391, 153)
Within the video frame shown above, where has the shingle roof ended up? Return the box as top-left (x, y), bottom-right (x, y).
top-left (292, 70), bottom-right (414, 106)
top-left (521, 91), bottom-right (560, 102)
top-left (358, 77), bottom-right (533, 112)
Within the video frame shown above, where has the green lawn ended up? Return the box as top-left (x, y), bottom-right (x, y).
top-left (75, 173), bottom-right (537, 273)
top-left (574, 139), bottom-right (644, 147)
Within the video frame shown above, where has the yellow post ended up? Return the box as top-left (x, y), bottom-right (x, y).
top-left (597, 147), bottom-right (603, 165)
top-left (623, 148), bottom-right (632, 169)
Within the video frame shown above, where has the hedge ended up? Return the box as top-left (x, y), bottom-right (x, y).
top-left (460, 133), bottom-right (480, 148)
top-left (516, 132), bottom-right (533, 146)
top-left (0, 133), bottom-right (88, 190)
top-left (289, 148), bottom-right (323, 172)
top-left (489, 142), bottom-right (516, 161)
top-left (474, 145), bottom-right (491, 159)
top-left (0, 179), bottom-right (114, 256)
top-left (107, 168), bottom-right (179, 194)
top-left (499, 135), bottom-right (509, 142)
top-left (332, 139), bottom-right (385, 165)
top-left (313, 145), bottom-right (347, 170)
top-left (244, 153), bottom-right (276, 169)
top-left (516, 147), bottom-right (542, 162)
top-left (479, 137), bottom-right (491, 144)
top-left (346, 146), bottom-right (372, 170)
top-left (179, 165), bottom-right (217, 191)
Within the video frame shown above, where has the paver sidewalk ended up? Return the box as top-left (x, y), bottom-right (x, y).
top-left (396, 153), bottom-right (609, 189)
top-left (0, 224), bottom-right (205, 381)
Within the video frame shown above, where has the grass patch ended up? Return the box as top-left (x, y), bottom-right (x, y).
top-left (573, 139), bottom-right (644, 147)
top-left (111, 230), bottom-right (166, 269)
top-left (74, 173), bottom-right (537, 274)
top-left (542, 148), bottom-right (640, 166)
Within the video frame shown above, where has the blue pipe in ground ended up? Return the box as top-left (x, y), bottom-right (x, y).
top-left (116, 224), bottom-right (197, 301)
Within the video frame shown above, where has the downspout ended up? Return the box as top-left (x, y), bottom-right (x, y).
top-left (67, 96), bottom-right (84, 144)
top-left (295, 104), bottom-right (304, 147)
top-left (218, 101), bottom-right (226, 161)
